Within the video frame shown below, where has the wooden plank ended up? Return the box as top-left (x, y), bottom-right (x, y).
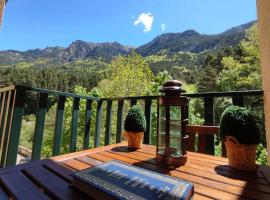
top-left (144, 98), bottom-right (152, 144)
top-left (24, 166), bottom-right (88, 200)
top-left (61, 158), bottom-right (90, 170)
top-left (70, 97), bottom-right (80, 152)
top-left (5, 88), bottom-right (26, 166)
top-left (0, 171), bottom-right (49, 200)
top-left (32, 93), bottom-right (48, 161)
top-left (44, 161), bottom-right (74, 182)
top-left (105, 100), bottom-right (112, 145)
top-left (193, 193), bottom-right (213, 200)
top-left (83, 99), bottom-right (92, 149)
top-left (186, 125), bottom-right (220, 135)
top-left (51, 142), bottom-right (125, 162)
top-left (187, 158), bottom-right (265, 179)
top-left (75, 156), bottom-right (102, 167)
top-left (53, 95), bottom-right (66, 156)
top-left (94, 100), bottom-right (102, 147)
top-left (116, 100), bottom-right (124, 143)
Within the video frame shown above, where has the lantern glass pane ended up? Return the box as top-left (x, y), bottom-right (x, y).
top-left (170, 106), bottom-right (181, 120)
top-left (170, 120), bottom-right (182, 156)
top-left (158, 106), bottom-right (166, 154)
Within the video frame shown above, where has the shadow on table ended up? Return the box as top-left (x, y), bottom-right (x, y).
top-left (214, 165), bottom-right (268, 199)
top-left (110, 146), bottom-right (178, 174)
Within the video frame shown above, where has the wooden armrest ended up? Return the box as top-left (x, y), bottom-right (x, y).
top-left (186, 125), bottom-right (220, 135)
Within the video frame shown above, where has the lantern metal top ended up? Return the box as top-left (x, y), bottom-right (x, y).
top-left (159, 80), bottom-right (186, 95)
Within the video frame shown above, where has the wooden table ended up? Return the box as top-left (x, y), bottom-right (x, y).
top-left (0, 143), bottom-right (269, 200)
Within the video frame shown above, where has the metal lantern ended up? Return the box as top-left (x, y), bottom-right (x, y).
top-left (156, 80), bottom-right (190, 166)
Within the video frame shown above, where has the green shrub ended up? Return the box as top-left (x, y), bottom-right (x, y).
top-left (220, 105), bottom-right (260, 144)
top-left (124, 105), bottom-right (146, 132)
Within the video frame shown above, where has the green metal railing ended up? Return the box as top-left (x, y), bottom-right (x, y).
top-left (0, 85), bottom-right (264, 167)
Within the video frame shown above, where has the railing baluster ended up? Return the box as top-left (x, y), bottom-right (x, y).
top-left (232, 96), bottom-right (244, 106)
top-left (94, 101), bottom-right (102, 147)
top-left (130, 99), bottom-right (137, 107)
top-left (0, 91), bottom-right (11, 161)
top-left (144, 99), bottom-right (152, 144)
top-left (6, 87), bottom-right (26, 166)
top-left (105, 100), bottom-right (113, 145)
top-left (52, 96), bottom-right (66, 156)
top-left (31, 93), bottom-right (48, 160)
top-left (83, 99), bottom-right (92, 149)
top-left (0, 91), bottom-right (15, 166)
top-left (0, 92), bottom-right (6, 137)
top-left (116, 100), bottom-right (124, 143)
top-left (70, 98), bottom-right (80, 152)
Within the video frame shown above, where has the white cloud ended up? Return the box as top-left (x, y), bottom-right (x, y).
top-left (134, 12), bottom-right (154, 32)
top-left (160, 24), bottom-right (165, 32)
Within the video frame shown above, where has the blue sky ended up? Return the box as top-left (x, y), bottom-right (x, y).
top-left (0, 0), bottom-right (257, 51)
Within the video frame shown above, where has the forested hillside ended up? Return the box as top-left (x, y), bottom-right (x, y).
top-left (0, 21), bottom-right (256, 92)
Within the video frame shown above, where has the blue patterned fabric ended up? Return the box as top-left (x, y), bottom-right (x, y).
top-left (72, 160), bottom-right (193, 200)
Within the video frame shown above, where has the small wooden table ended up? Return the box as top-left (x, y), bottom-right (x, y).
top-left (0, 143), bottom-right (269, 200)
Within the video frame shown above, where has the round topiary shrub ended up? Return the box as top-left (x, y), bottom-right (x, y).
top-left (124, 105), bottom-right (146, 133)
top-left (220, 105), bottom-right (260, 144)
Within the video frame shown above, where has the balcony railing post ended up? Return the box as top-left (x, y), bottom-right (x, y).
top-left (144, 99), bottom-right (152, 144)
top-left (202, 96), bottom-right (215, 155)
top-left (130, 99), bottom-right (137, 107)
top-left (116, 100), bottom-right (124, 143)
top-left (70, 97), bottom-right (80, 152)
top-left (5, 86), bottom-right (26, 167)
top-left (94, 100), bottom-right (102, 147)
top-left (232, 96), bottom-right (244, 106)
top-left (52, 95), bottom-right (66, 156)
top-left (105, 100), bottom-right (112, 145)
top-left (83, 99), bottom-right (92, 149)
top-left (32, 93), bottom-right (48, 161)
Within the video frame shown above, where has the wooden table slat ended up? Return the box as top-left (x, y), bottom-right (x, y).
top-left (74, 156), bottom-right (103, 167)
top-left (44, 161), bottom-right (75, 182)
top-left (0, 171), bottom-right (50, 200)
top-left (61, 158), bottom-right (91, 171)
top-left (24, 166), bottom-right (89, 200)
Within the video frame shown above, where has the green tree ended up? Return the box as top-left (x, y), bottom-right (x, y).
top-left (100, 51), bottom-right (154, 97)
top-left (217, 25), bottom-right (261, 91)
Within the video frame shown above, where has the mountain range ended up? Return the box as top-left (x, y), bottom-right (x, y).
top-left (0, 21), bottom-right (255, 64)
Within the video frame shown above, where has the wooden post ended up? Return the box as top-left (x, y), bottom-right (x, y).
top-left (257, 0), bottom-right (270, 165)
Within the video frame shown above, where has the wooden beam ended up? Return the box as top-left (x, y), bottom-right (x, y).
top-left (257, 0), bottom-right (270, 165)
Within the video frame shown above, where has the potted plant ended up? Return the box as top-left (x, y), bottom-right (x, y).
top-left (124, 105), bottom-right (146, 149)
top-left (220, 105), bottom-right (260, 171)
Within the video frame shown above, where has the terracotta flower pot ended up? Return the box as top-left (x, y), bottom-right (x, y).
top-left (124, 131), bottom-right (144, 149)
top-left (224, 136), bottom-right (257, 171)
